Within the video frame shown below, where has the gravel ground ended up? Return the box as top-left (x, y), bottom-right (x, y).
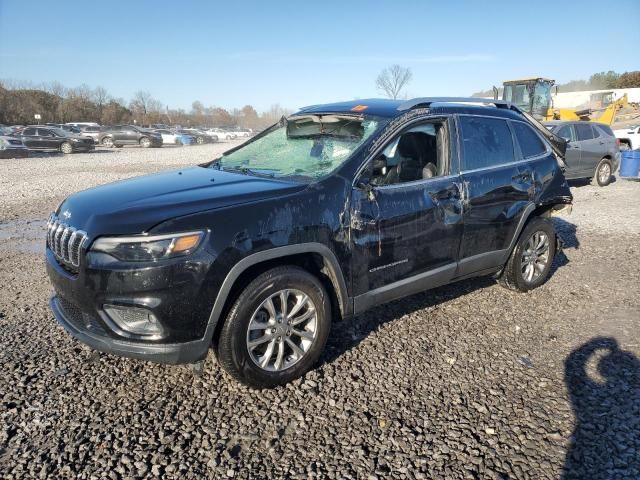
top-left (1, 145), bottom-right (639, 479)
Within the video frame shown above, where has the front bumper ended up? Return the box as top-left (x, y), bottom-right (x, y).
top-left (72, 143), bottom-right (95, 152)
top-left (50, 295), bottom-right (209, 363)
top-left (46, 244), bottom-right (218, 364)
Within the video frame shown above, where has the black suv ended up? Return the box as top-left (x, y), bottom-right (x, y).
top-left (47, 98), bottom-right (572, 388)
top-left (98, 125), bottom-right (163, 148)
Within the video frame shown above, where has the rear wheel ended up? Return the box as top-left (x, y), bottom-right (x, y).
top-left (499, 217), bottom-right (556, 292)
top-left (593, 158), bottom-right (612, 187)
top-left (217, 266), bottom-right (331, 388)
top-left (60, 142), bottom-right (73, 154)
top-left (196, 136), bottom-right (204, 145)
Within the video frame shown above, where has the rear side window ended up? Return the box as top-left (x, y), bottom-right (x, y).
top-left (512, 121), bottom-right (547, 158)
top-left (575, 123), bottom-right (594, 141)
top-left (594, 124), bottom-right (614, 137)
top-left (459, 116), bottom-right (515, 170)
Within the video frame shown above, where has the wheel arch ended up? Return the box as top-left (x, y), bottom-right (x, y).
top-left (204, 243), bottom-right (350, 348)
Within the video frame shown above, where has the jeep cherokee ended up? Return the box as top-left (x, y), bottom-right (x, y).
top-left (47, 97), bottom-right (572, 388)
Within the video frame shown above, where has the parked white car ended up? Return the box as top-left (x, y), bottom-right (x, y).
top-left (207, 128), bottom-right (236, 140)
top-left (228, 128), bottom-right (251, 138)
top-left (613, 125), bottom-right (640, 150)
top-left (154, 129), bottom-right (188, 145)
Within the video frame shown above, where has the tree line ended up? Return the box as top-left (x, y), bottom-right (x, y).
top-left (0, 80), bottom-right (291, 128)
top-left (472, 70), bottom-right (640, 97)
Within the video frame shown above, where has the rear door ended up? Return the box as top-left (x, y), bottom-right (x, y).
top-left (20, 127), bottom-right (39, 148)
top-left (457, 115), bottom-right (532, 276)
top-left (574, 123), bottom-right (600, 176)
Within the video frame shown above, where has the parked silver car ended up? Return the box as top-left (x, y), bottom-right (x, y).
top-left (0, 127), bottom-right (29, 158)
top-left (79, 125), bottom-right (101, 143)
top-left (543, 121), bottom-right (620, 186)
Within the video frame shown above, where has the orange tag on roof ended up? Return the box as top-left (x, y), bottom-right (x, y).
top-left (351, 104), bottom-right (368, 112)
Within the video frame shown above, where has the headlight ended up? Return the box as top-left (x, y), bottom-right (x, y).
top-left (71, 138), bottom-right (80, 142)
top-left (90, 231), bottom-right (204, 262)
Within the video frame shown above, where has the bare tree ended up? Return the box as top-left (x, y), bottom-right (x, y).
top-left (129, 90), bottom-right (154, 124)
top-left (92, 86), bottom-right (110, 118)
top-left (375, 65), bottom-right (413, 100)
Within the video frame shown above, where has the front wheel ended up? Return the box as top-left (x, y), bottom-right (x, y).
top-left (101, 136), bottom-right (114, 148)
top-left (217, 266), bottom-right (331, 388)
top-left (499, 217), bottom-right (557, 292)
top-left (139, 137), bottom-right (151, 148)
top-left (196, 136), bottom-right (204, 145)
top-left (60, 142), bottom-right (73, 154)
top-left (593, 158), bottom-right (612, 187)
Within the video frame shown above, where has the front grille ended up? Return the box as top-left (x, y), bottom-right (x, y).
top-left (47, 214), bottom-right (88, 271)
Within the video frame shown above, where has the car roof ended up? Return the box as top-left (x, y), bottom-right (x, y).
top-left (296, 97), bottom-right (524, 120)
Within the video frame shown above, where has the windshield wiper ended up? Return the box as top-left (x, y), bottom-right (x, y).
top-left (223, 165), bottom-right (280, 178)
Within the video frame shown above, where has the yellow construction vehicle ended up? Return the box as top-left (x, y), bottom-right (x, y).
top-left (494, 77), bottom-right (628, 125)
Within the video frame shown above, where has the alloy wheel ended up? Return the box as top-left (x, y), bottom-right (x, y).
top-left (521, 231), bottom-right (550, 283)
top-left (598, 162), bottom-right (611, 185)
top-left (246, 289), bottom-right (318, 372)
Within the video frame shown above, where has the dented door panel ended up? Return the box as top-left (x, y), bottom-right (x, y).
top-left (460, 163), bottom-right (532, 259)
top-left (350, 176), bottom-right (463, 295)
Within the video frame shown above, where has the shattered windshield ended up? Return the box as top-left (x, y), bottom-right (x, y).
top-left (214, 114), bottom-right (379, 180)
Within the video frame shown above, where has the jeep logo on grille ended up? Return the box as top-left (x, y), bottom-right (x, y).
top-left (62, 210), bottom-right (72, 220)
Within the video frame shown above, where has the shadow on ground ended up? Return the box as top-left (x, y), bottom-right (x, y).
top-left (563, 337), bottom-right (640, 479)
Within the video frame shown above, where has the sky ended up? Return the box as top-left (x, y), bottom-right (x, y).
top-left (1, 0), bottom-right (638, 113)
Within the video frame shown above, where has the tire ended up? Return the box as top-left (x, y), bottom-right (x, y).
top-left (139, 137), bottom-right (151, 148)
top-left (217, 266), bottom-right (331, 388)
top-left (226, 135), bottom-right (231, 141)
top-left (60, 142), bottom-right (73, 154)
top-left (499, 216), bottom-right (557, 292)
top-left (196, 136), bottom-right (204, 145)
top-left (176, 139), bottom-right (183, 146)
top-left (593, 158), bottom-right (612, 187)
top-left (101, 136), bottom-right (114, 148)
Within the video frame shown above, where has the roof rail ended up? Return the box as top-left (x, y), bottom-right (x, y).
top-left (397, 97), bottom-right (520, 112)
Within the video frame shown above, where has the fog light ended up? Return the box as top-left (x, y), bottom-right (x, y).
top-left (103, 304), bottom-right (166, 339)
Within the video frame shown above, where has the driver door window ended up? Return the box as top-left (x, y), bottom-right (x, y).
top-left (370, 121), bottom-right (449, 186)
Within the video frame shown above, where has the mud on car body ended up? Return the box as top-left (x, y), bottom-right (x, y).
top-left (47, 97), bottom-right (572, 388)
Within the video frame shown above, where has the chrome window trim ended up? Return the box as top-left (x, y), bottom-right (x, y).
top-left (372, 174), bottom-right (459, 190)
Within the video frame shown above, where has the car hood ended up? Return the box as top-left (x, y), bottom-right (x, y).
top-left (56, 167), bottom-right (307, 235)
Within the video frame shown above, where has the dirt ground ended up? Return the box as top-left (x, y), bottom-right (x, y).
top-left (0, 145), bottom-right (639, 479)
